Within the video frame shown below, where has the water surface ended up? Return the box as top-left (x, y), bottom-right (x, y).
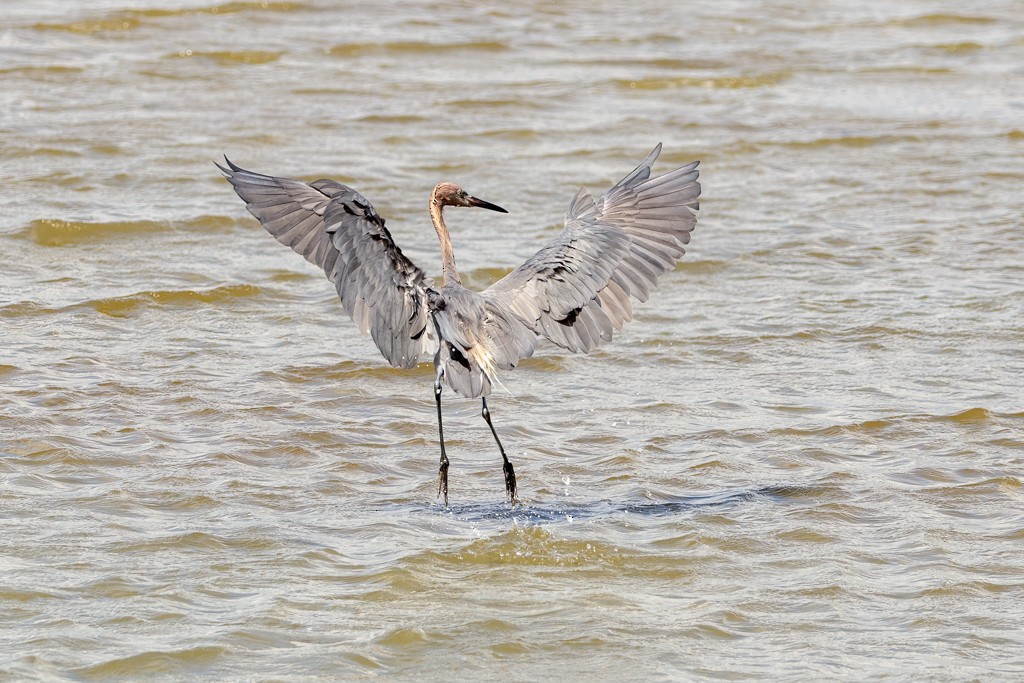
top-left (2, 0), bottom-right (1023, 680)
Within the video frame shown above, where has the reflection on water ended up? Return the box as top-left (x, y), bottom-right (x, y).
top-left (412, 485), bottom-right (812, 524)
top-left (2, 0), bottom-right (1024, 680)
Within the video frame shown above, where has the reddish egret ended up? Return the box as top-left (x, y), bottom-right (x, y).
top-left (218, 144), bottom-right (700, 505)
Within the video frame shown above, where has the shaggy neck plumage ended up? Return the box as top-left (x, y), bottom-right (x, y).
top-left (430, 188), bottom-right (462, 287)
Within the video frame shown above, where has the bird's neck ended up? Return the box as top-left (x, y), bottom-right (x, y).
top-left (429, 199), bottom-right (462, 287)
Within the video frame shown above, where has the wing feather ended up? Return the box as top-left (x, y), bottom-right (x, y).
top-left (484, 143), bottom-right (700, 352)
top-left (217, 158), bottom-right (435, 369)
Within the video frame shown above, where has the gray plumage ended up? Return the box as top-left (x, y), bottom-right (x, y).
top-left (215, 158), bottom-right (434, 370)
top-left (485, 145), bottom-right (700, 354)
top-left (217, 143), bottom-right (700, 504)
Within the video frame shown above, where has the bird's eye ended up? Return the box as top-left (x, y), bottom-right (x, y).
top-left (459, 190), bottom-right (468, 198)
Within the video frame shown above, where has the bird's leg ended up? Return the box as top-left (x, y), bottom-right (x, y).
top-left (481, 397), bottom-right (517, 505)
top-left (435, 370), bottom-right (449, 506)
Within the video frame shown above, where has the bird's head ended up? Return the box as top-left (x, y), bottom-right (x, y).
top-left (431, 182), bottom-right (507, 213)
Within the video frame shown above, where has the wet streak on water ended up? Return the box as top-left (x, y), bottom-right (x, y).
top-left (2, 0), bottom-right (1024, 680)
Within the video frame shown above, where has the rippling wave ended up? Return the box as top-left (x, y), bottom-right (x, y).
top-left (31, 2), bottom-right (302, 34)
top-left (15, 215), bottom-right (236, 246)
top-left (328, 40), bottom-right (508, 57)
top-left (617, 71), bottom-right (791, 90)
top-left (171, 50), bottom-right (284, 65)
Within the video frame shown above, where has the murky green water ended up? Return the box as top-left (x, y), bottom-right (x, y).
top-left (2, 1), bottom-right (1023, 680)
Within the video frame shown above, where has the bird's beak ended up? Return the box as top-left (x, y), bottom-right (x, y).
top-left (466, 195), bottom-right (508, 213)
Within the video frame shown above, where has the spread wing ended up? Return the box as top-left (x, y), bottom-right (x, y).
top-left (217, 158), bottom-right (435, 369)
top-left (484, 143), bottom-right (700, 352)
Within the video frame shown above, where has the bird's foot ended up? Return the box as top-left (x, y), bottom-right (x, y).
top-left (503, 456), bottom-right (517, 506)
top-left (437, 459), bottom-right (449, 507)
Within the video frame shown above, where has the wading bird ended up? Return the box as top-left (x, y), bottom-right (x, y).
top-left (218, 144), bottom-right (700, 505)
